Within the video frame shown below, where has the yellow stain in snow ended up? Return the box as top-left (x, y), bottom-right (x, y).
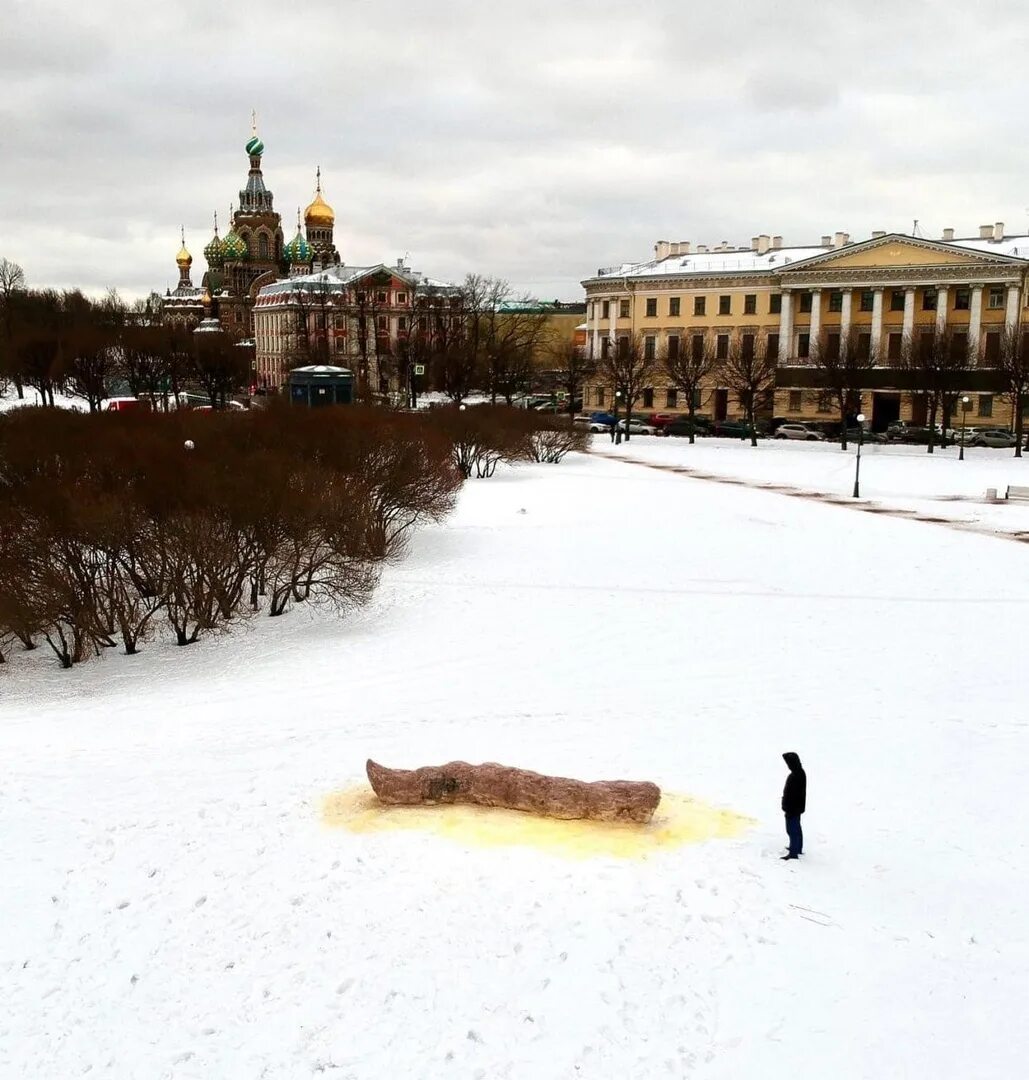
top-left (320, 788), bottom-right (753, 860)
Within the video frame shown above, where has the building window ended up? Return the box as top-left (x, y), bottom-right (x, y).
top-left (890, 290), bottom-right (906, 312)
top-left (744, 294), bottom-right (757, 315)
top-left (258, 234), bottom-right (269, 259)
top-left (619, 299), bottom-right (630, 318)
top-left (887, 332), bottom-right (903, 361)
top-left (377, 316), bottom-right (388, 331)
top-left (988, 286), bottom-right (1005, 309)
top-left (799, 293), bottom-right (812, 314)
top-left (922, 289), bottom-right (938, 311)
top-left (718, 295), bottom-right (731, 316)
top-left (669, 297), bottom-right (681, 317)
top-left (596, 387), bottom-right (605, 406)
top-left (984, 331), bottom-right (1001, 363)
top-left (978, 394), bottom-right (994, 417)
top-left (601, 300), bottom-right (610, 319)
top-left (667, 335), bottom-right (680, 361)
top-left (235, 309), bottom-right (243, 323)
top-left (770, 294), bottom-right (782, 315)
top-left (617, 336), bottom-right (629, 358)
top-left (788, 390), bottom-right (802, 412)
top-left (376, 291), bottom-right (387, 304)
top-left (951, 332), bottom-right (968, 361)
top-left (798, 333), bottom-right (810, 359)
top-left (860, 291), bottom-right (875, 312)
top-left (694, 296), bottom-right (706, 316)
top-left (602, 338), bottom-right (611, 358)
top-left (857, 333), bottom-right (871, 360)
top-left (335, 337), bottom-right (345, 351)
top-left (691, 334), bottom-right (705, 360)
top-left (418, 316), bottom-right (428, 332)
top-left (397, 292), bottom-right (407, 304)
top-left (665, 388), bottom-right (678, 408)
top-left (741, 333), bottom-right (755, 359)
top-left (644, 335), bottom-right (656, 360)
top-left (645, 298), bottom-right (657, 317)
top-left (826, 332), bottom-right (841, 359)
top-left (334, 316), bottom-right (346, 331)
top-left (828, 291), bottom-right (843, 313)
top-left (817, 391), bottom-right (833, 413)
top-left (716, 334), bottom-right (729, 360)
top-left (766, 332), bottom-right (779, 358)
top-left (398, 316), bottom-right (407, 331)
top-left (642, 387), bottom-right (654, 408)
top-left (955, 288), bottom-right (970, 310)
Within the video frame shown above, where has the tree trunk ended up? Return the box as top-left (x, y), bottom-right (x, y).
top-left (927, 398), bottom-right (938, 454)
top-left (839, 399), bottom-right (849, 450)
top-left (688, 401), bottom-right (696, 445)
top-left (1015, 389), bottom-right (1024, 458)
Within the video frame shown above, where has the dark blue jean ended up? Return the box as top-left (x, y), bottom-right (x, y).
top-left (785, 814), bottom-right (803, 856)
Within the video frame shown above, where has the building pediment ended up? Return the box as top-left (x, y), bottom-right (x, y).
top-left (782, 233), bottom-right (1028, 273)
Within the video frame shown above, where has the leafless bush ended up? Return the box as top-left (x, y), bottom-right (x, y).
top-left (527, 419), bottom-right (589, 463)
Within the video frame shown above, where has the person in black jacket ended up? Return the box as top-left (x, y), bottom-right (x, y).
top-left (781, 751), bottom-right (806, 860)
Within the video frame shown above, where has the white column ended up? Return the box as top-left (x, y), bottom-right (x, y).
top-left (808, 289), bottom-right (822, 348)
top-left (871, 288), bottom-right (884, 361)
top-left (607, 295), bottom-right (617, 349)
top-left (1005, 283), bottom-right (1020, 334)
top-left (902, 287), bottom-right (916, 341)
top-left (590, 300), bottom-right (600, 360)
top-left (778, 289), bottom-right (793, 361)
top-left (968, 284), bottom-right (984, 364)
top-left (935, 285), bottom-right (949, 334)
top-left (840, 288), bottom-right (853, 339)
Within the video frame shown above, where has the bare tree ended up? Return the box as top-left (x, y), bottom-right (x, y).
top-left (901, 327), bottom-right (970, 453)
top-left (811, 326), bottom-right (876, 449)
top-left (663, 334), bottom-right (717, 444)
top-left (717, 334), bottom-right (777, 447)
top-left (599, 333), bottom-right (657, 441)
top-left (999, 325), bottom-right (1029, 457)
top-left (283, 278), bottom-right (334, 371)
top-left (550, 338), bottom-right (596, 423)
top-left (0, 258), bottom-right (26, 398)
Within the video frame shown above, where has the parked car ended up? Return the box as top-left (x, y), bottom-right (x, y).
top-left (104, 397), bottom-right (149, 413)
top-left (711, 419), bottom-right (757, 439)
top-left (616, 418), bottom-right (660, 435)
top-left (775, 423), bottom-right (826, 441)
top-left (887, 423), bottom-right (933, 444)
top-left (645, 412), bottom-right (678, 429)
top-left (844, 426), bottom-right (886, 444)
top-left (575, 415), bottom-right (612, 433)
top-left (664, 416), bottom-right (711, 438)
top-left (589, 411), bottom-right (616, 426)
top-left (969, 428), bottom-right (1018, 448)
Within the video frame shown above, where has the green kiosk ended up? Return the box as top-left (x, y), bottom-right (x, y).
top-left (287, 365), bottom-right (355, 407)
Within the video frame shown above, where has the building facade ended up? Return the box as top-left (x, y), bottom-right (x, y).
top-left (581, 226), bottom-right (1029, 429)
top-left (253, 261), bottom-right (463, 394)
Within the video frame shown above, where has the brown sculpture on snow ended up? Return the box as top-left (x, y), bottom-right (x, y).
top-left (366, 759), bottom-right (661, 824)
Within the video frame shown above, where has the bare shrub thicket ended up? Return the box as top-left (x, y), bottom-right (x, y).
top-left (427, 405), bottom-right (571, 478)
top-left (0, 405), bottom-right (461, 668)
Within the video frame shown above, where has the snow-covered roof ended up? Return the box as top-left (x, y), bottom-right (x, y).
top-left (944, 234), bottom-right (1029, 261)
top-left (585, 245), bottom-right (832, 283)
top-left (258, 263), bottom-right (461, 304)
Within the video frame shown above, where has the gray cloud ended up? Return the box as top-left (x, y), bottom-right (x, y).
top-left (3, 0), bottom-right (1029, 300)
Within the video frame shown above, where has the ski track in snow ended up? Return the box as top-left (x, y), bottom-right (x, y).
top-left (1, 448), bottom-right (1027, 1078)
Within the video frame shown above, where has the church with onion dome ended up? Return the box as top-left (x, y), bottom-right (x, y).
top-left (162, 122), bottom-right (340, 337)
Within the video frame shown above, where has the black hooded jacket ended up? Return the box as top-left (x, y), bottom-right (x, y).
top-left (781, 752), bottom-right (806, 815)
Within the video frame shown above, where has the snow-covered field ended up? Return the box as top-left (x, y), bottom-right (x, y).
top-left (2, 449), bottom-right (1027, 1078)
top-left (595, 434), bottom-right (1029, 536)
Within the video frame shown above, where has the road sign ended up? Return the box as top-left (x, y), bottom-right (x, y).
top-left (414, 364), bottom-right (425, 376)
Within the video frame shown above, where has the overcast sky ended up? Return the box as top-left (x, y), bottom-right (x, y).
top-left (4, 0), bottom-right (1029, 301)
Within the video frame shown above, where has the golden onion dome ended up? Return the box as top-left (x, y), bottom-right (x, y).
top-left (175, 228), bottom-right (192, 268)
top-left (304, 168), bottom-right (334, 227)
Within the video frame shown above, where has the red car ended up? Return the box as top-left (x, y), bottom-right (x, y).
top-left (646, 412), bottom-right (678, 429)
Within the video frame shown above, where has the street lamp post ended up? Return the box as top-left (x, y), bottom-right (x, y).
top-left (959, 394), bottom-right (970, 461)
top-left (614, 390), bottom-right (623, 444)
top-left (852, 412), bottom-right (865, 498)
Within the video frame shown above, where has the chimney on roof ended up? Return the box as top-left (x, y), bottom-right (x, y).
top-left (654, 240), bottom-right (671, 260)
top-left (994, 221), bottom-right (1005, 241)
top-left (772, 235), bottom-right (783, 249)
top-left (821, 234), bottom-right (831, 247)
top-left (979, 224), bottom-right (993, 239)
top-left (942, 227), bottom-right (955, 241)
top-left (832, 231), bottom-right (850, 248)
top-left (751, 236), bottom-right (760, 251)
top-left (696, 244), bottom-right (709, 254)
top-left (678, 241), bottom-right (690, 255)
top-left (871, 230), bottom-right (886, 239)
top-left (756, 234), bottom-right (771, 254)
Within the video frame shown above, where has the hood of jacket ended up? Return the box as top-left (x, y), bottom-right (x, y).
top-left (783, 752), bottom-right (803, 772)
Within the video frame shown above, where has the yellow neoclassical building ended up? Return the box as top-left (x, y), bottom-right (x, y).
top-left (581, 226), bottom-right (1029, 429)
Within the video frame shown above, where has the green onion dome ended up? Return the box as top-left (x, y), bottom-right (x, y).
top-left (221, 227), bottom-right (248, 261)
top-left (245, 135), bottom-right (265, 157)
top-left (204, 231), bottom-right (225, 268)
top-left (284, 229), bottom-right (312, 265)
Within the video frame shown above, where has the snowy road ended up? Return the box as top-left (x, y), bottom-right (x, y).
top-left (2, 450), bottom-right (1026, 1078)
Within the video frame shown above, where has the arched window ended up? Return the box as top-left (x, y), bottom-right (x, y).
top-left (259, 234), bottom-right (269, 259)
